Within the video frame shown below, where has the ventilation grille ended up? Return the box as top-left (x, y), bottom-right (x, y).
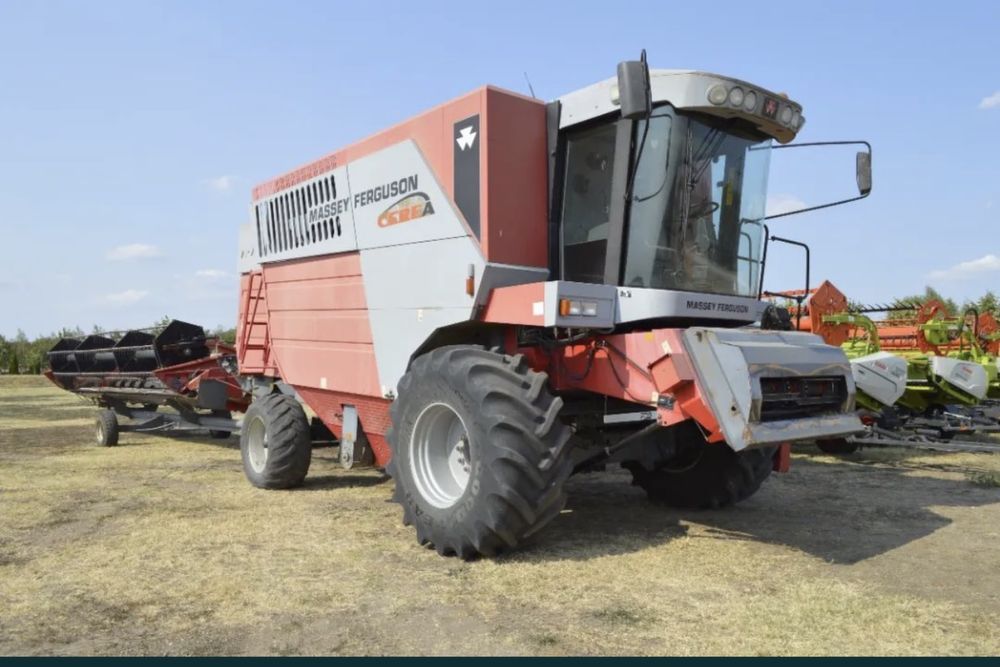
top-left (758, 375), bottom-right (847, 422)
top-left (255, 174), bottom-right (344, 258)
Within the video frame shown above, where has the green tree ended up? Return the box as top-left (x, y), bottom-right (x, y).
top-left (977, 291), bottom-right (999, 318)
top-left (210, 325), bottom-right (237, 345)
top-left (7, 348), bottom-right (19, 375)
top-left (888, 286), bottom-right (959, 320)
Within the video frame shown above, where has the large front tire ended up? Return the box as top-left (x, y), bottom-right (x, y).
top-left (240, 393), bottom-right (311, 489)
top-left (626, 441), bottom-right (776, 509)
top-left (387, 346), bottom-right (573, 558)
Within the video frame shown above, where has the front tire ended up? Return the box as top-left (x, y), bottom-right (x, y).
top-left (240, 393), bottom-right (311, 489)
top-left (626, 441), bottom-right (776, 509)
top-left (387, 346), bottom-right (573, 558)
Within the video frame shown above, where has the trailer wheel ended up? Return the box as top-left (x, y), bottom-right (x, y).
top-left (95, 409), bottom-right (119, 447)
top-left (626, 442), bottom-right (775, 509)
top-left (239, 393), bottom-right (311, 489)
top-left (387, 346), bottom-right (573, 558)
top-left (816, 438), bottom-right (859, 455)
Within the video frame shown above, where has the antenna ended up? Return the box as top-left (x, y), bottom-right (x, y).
top-left (523, 72), bottom-right (537, 99)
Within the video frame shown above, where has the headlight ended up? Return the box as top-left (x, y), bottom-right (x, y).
top-left (707, 85), bottom-right (728, 105)
top-left (728, 86), bottom-right (744, 107)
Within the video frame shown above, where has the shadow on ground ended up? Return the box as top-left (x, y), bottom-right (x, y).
top-left (518, 457), bottom-right (1000, 564)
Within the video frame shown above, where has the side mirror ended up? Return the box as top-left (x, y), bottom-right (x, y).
top-left (617, 54), bottom-right (651, 120)
top-left (856, 151), bottom-right (872, 196)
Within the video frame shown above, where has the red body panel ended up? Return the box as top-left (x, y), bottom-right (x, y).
top-left (236, 254), bottom-right (390, 462)
top-left (240, 86), bottom-right (552, 463)
top-left (525, 329), bottom-right (726, 444)
top-left (251, 86), bottom-right (548, 267)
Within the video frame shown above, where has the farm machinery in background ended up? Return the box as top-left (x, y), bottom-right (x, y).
top-left (770, 280), bottom-right (1000, 454)
top-left (47, 53), bottom-right (884, 558)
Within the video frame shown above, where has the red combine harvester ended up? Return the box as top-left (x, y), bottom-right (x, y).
top-left (51, 55), bottom-right (875, 557)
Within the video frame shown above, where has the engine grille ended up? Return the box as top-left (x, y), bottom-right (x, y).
top-left (758, 375), bottom-right (848, 422)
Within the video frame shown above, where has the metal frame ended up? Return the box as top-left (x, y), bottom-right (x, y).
top-left (101, 399), bottom-right (240, 436)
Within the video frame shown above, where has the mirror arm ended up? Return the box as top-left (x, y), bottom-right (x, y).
top-left (762, 140), bottom-right (872, 221)
top-left (764, 193), bottom-right (869, 221)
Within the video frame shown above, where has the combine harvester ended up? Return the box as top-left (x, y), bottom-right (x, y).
top-left (779, 280), bottom-right (1000, 454)
top-left (50, 54), bottom-right (881, 557)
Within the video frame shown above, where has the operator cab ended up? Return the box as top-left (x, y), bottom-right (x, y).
top-left (552, 69), bottom-right (805, 327)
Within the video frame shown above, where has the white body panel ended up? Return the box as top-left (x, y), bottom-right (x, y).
top-left (558, 70), bottom-right (804, 143)
top-left (681, 328), bottom-right (861, 451)
top-left (931, 356), bottom-right (988, 400)
top-left (850, 352), bottom-right (908, 408)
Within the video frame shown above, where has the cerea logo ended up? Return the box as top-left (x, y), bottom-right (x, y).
top-left (377, 192), bottom-right (435, 228)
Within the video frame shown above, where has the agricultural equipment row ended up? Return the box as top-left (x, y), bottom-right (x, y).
top-left (769, 280), bottom-right (1000, 454)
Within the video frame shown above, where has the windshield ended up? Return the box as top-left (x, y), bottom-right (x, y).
top-left (623, 110), bottom-right (772, 297)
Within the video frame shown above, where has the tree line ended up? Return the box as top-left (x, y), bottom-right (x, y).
top-left (0, 316), bottom-right (237, 375)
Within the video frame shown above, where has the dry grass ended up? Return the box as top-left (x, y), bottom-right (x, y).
top-left (1, 376), bottom-right (999, 656)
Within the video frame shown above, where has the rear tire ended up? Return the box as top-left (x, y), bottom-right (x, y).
top-left (95, 409), bottom-right (119, 447)
top-left (626, 441), bottom-right (775, 509)
top-left (240, 393), bottom-right (311, 489)
top-left (816, 438), bottom-right (859, 455)
top-left (387, 346), bottom-right (573, 558)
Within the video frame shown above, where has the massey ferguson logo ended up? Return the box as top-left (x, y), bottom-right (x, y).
top-left (378, 192), bottom-right (435, 228)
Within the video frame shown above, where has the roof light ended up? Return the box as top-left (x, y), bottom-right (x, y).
top-left (707, 85), bottom-right (728, 105)
top-left (791, 111), bottom-right (801, 130)
top-left (780, 105), bottom-right (793, 125)
top-left (728, 86), bottom-right (744, 107)
top-left (743, 90), bottom-right (757, 111)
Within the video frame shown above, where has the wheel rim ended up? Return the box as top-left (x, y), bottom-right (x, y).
top-left (246, 415), bottom-right (269, 473)
top-left (96, 421), bottom-right (104, 444)
top-left (409, 402), bottom-right (472, 509)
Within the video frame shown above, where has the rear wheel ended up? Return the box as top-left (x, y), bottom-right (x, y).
top-left (95, 409), bottom-right (119, 447)
top-left (240, 393), bottom-right (311, 489)
top-left (387, 346), bottom-right (573, 558)
top-left (626, 440), bottom-right (775, 509)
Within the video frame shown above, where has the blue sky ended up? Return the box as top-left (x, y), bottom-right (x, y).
top-left (1, 0), bottom-right (998, 337)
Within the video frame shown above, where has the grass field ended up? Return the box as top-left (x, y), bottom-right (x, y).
top-left (1, 375), bottom-right (998, 656)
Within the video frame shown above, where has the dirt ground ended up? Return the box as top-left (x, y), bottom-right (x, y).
top-left (1, 375), bottom-right (998, 656)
